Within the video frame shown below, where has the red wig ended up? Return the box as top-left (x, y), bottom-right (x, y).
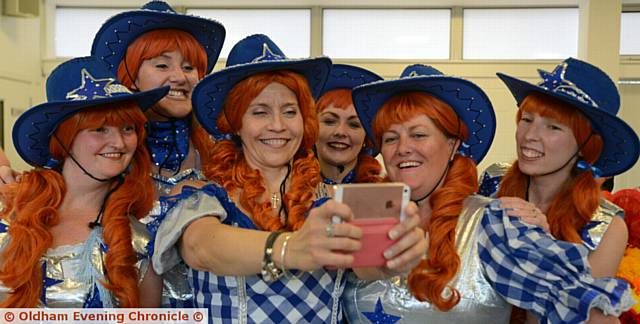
top-left (117, 29), bottom-right (215, 169)
top-left (0, 102), bottom-right (154, 307)
top-left (315, 88), bottom-right (383, 183)
top-left (371, 92), bottom-right (478, 310)
top-left (203, 70), bottom-right (321, 231)
top-left (497, 92), bottom-right (603, 242)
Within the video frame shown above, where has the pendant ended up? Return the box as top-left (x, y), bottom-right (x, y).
top-left (271, 192), bottom-right (280, 210)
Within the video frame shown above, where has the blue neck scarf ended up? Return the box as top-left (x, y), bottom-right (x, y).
top-left (145, 117), bottom-right (191, 173)
top-left (322, 168), bottom-right (356, 185)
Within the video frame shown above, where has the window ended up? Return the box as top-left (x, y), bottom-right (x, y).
top-left (55, 7), bottom-right (133, 57)
top-left (187, 9), bottom-right (311, 59)
top-left (323, 9), bottom-right (451, 59)
top-left (621, 12), bottom-right (640, 55)
top-left (463, 8), bottom-right (578, 59)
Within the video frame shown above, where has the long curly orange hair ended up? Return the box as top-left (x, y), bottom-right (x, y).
top-left (315, 88), bottom-right (383, 183)
top-left (497, 92), bottom-right (603, 242)
top-left (203, 70), bottom-right (321, 231)
top-left (371, 92), bottom-right (477, 311)
top-left (0, 102), bottom-right (154, 308)
top-left (117, 29), bottom-right (215, 168)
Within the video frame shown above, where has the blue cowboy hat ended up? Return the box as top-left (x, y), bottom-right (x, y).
top-left (91, 0), bottom-right (225, 75)
top-left (13, 56), bottom-right (169, 168)
top-left (497, 57), bottom-right (640, 177)
top-left (320, 64), bottom-right (383, 96)
top-left (192, 34), bottom-right (332, 139)
top-left (353, 64), bottom-right (496, 164)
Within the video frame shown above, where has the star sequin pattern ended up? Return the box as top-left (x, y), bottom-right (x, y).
top-left (362, 298), bottom-right (401, 324)
top-left (66, 68), bottom-right (131, 101)
top-left (538, 63), bottom-right (569, 91)
top-left (537, 63), bottom-right (598, 108)
top-left (252, 43), bottom-right (284, 63)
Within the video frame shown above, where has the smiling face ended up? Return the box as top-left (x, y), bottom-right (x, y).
top-left (512, 92), bottom-right (603, 183)
top-left (380, 114), bottom-right (457, 200)
top-left (316, 104), bottom-right (366, 168)
top-left (516, 110), bottom-right (579, 178)
top-left (238, 82), bottom-right (304, 171)
top-left (66, 124), bottom-right (138, 180)
top-left (135, 50), bottom-right (199, 119)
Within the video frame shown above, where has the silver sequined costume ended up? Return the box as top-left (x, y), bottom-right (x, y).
top-left (0, 217), bottom-right (150, 307)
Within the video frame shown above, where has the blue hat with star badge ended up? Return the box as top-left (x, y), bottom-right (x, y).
top-left (13, 56), bottom-right (169, 168)
top-left (91, 0), bottom-right (225, 75)
top-left (353, 64), bottom-right (496, 164)
top-left (497, 57), bottom-right (640, 177)
top-left (192, 34), bottom-right (332, 139)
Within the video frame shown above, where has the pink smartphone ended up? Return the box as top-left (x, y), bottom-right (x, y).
top-left (332, 183), bottom-right (411, 268)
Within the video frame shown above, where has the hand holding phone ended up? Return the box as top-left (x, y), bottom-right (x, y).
top-left (332, 183), bottom-right (411, 268)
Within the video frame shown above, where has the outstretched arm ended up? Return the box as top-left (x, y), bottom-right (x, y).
top-left (179, 199), bottom-right (363, 276)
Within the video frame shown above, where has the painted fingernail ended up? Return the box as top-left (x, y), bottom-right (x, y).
top-left (388, 230), bottom-right (398, 240)
top-left (384, 250), bottom-right (392, 259)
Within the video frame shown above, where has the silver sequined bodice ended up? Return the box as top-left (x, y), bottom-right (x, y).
top-left (0, 217), bottom-right (150, 307)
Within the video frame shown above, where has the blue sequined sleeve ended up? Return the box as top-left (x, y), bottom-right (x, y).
top-left (478, 162), bottom-right (511, 197)
top-left (477, 200), bottom-right (634, 323)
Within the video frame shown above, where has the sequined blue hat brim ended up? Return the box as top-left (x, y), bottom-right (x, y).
top-left (497, 72), bottom-right (639, 177)
top-left (192, 57), bottom-right (332, 137)
top-left (91, 4), bottom-right (225, 75)
top-left (352, 75), bottom-right (496, 164)
top-left (13, 85), bottom-right (169, 168)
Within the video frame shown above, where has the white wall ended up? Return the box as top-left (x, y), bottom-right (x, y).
top-left (0, 7), bottom-right (45, 171)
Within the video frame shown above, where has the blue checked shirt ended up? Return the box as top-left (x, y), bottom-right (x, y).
top-left (478, 200), bottom-right (634, 323)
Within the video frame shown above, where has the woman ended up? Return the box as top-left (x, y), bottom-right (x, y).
top-left (0, 56), bottom-right (168, 307)
top-left (344, 64), bottom-right (633, 323)
top-left (477, 58), bottom-right (640, 323)
top-left (315, 64), bottom-right (384, 184)
top-left (91, 0), bottom-right (225, 307)
top-left (152, 34), bottom-right (427, 323)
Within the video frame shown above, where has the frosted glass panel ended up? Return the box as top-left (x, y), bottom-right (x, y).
top-left (323, 9), bottom-right (450, 59)
top-left (621, 12), bottom-right (640, 55)
top-left (188, 9), bottom-right (310, 59)
top-left (56, 8), bottom-right (133, 57)
top-left (463, 8), bottom-right (578, 59)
